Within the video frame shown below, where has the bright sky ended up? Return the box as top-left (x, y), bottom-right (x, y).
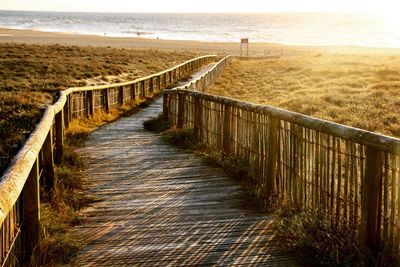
top-left (0, 0), bottom-right (398, 15)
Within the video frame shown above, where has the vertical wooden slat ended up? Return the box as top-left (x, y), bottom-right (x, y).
top-left (391, 155), bottom-right (398, 254)
top-left (177, 93), bottom-right (185, 129)
top-left (193, 97), bottom-right (202, 142)
top-left (22, 159), bottom-right (40, 263)
top-left (265, 117), bottom-right (279, 205)
top-left (336, 139), bottom-right (342, 227)
top-left (222, 105), bottom-right (231, 155)
top-left (330, 137), bottom-right (336, 219)
top-left (344, 141), bottom-right (350, 226)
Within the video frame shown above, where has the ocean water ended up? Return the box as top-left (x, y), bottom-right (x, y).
top-left (1, 10), bottom-right (400, 48)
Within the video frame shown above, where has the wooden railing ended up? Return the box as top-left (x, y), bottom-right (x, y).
top-left (163, 57), bottom-right (400, 259)
top-left (0, 55), bottom-right (217, 266)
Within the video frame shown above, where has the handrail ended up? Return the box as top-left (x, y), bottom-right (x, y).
top-left (0, 54), bottom-right (217, 265)
top-left (166, 89), bottom-right (400, 154)
top-left (66, 55), bottom-right (216, 93)
top-left (172, 55), bottom-right (231, 93)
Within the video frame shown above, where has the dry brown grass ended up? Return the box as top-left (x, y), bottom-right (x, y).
top-left (0, 43), bottom-right (198, 174)
top-left (209, 54), bottom-right (400, 138)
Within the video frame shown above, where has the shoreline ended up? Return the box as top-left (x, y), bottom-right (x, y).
top-left (1, 28), bottom-right (400, 55)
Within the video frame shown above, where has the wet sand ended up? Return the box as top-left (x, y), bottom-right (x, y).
top-left (2, 28), bottom-right (400, 55)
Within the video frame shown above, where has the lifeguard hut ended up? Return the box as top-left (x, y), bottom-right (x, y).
top-left (240, 38), bottom-right (249, 57)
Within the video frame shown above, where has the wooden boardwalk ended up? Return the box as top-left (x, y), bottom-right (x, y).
top-left (73, 68), bottom-right (302, 266)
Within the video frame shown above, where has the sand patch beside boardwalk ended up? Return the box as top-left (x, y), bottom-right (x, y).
top-left (2, 28), bottom-right (400, 55)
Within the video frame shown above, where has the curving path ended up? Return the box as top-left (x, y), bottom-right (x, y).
top-left (72, 66), bottom-right (302, 266)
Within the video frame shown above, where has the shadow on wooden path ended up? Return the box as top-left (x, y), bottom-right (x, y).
top-left (73, 66), bottom-right (303, 266)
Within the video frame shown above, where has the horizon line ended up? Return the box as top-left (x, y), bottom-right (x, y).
top-left (0, 9), bottom-right (373, 15)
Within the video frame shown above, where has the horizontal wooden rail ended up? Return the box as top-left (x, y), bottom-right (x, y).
top-left (163, 63), bottom-right (400, 260)
top-left (0, 55), bottom-right (217, 266)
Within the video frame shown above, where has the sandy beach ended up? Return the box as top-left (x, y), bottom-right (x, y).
top-left (1, 28), bottom-right (400, 55)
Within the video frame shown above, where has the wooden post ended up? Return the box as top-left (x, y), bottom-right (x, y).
top-left (172, 70), bottom-right (176, 83)
top-left (149, 78), bottom-right (153, 94)
top-left (163, 93), bottom-right (169, 121)
top-left (158, 76), bottom-right (161, 92)
top-left (64, 99), bottom-right (69, 129)
top-left (43, 128), bottom-right (55, 191)
top-left (54, 110), bottom-right (64, 164)
top-left (88, 91), bottom-right (94, 116)
top-left (131, 83), bottom-right (136, 100)
top-left (119, 86), bottom-right (124, 104)
top-left (265, 117), bottom-right (279, 205)
top-left (104, 89), bottom-right (110, 113)
top-left (177, 93), bottom-right (185, 129)
top-left (22, 159), bottom-right (40, 262)
top-left (361, 147), bottom-right (382, 253)
top-left (223, 104), bottom-right (231, 155)
top-left (193, 97), bottom-right (202, 141)
top-left (141, 81), bottom-right (146, 98)
top-left (68, 95), bottom-right (73, 123)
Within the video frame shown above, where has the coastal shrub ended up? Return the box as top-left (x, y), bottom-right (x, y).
top-left (273, 205), bottom-right (380, 266)
top-left (143, 114), bottom-right (171, 133)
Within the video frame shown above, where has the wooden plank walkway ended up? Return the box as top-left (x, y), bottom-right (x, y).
top-left (72, 67), bottom-right (302, 266)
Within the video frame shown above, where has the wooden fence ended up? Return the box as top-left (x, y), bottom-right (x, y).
top-left (0, 55), bottom-right (217, 266)
top-left (163, 57), bottom-right (400, 259)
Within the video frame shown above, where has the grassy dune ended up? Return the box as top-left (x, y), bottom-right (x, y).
top-left (0, 43), bottom-right (198, 174)
top-left (209, 55), bottom-right (400, 138)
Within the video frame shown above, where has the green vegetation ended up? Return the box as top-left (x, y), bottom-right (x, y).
top-left (209, 55), bottom-right (400, 138)
top-left (0, 43), bottom-right (198, 174)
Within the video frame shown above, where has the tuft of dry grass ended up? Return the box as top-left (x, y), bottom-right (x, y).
top-left (209, 54), bottom-right (400, 138)
top-left (0, 43), bottom-right (198, 174)
top-left (273, 205), bottom-right (386, 266)
top-left (32, 143), bottom-right (91, 266)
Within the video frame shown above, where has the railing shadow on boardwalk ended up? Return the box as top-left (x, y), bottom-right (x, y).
top-left (72, 97), bottom-right (303, 266)
top-left (0, 55), bottom-right (217, 266)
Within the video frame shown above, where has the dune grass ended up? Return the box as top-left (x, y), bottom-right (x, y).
top-left (0, 43), bottom-right (198, 174)
top-left (209, 54), bottom-right (400, 138)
